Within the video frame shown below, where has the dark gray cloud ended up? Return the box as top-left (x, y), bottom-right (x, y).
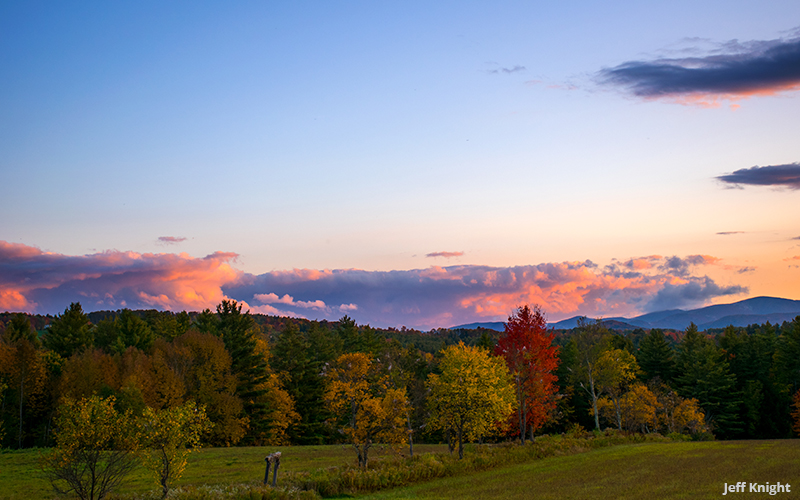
top-left (717, 231), bottom-right (745, 235)
top-left (645, 277), bottom-right (747, 312)
top-left (658, 255), bottom-right (718, 276)
top-left (716, 163), bottom-right (800, 189)
top-left (598, 34), bottom-right (800, 101)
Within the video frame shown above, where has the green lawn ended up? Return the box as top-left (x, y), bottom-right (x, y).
top-left (0, 444), bottom-right (445, 500)
top-left (365, 440), bottom-right (800, 500)
top-left (2, 440), bottom-right (798, 499)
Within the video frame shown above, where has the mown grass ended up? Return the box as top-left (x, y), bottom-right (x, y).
top-left (366, 440), bottom-right (800, 500)
top-left (0, 444), bottom-right (445, 500)
top-left (2, 438), bottom-right (798, 499)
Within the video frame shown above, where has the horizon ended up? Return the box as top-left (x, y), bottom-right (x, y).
top-left (2, 3), bottom-right (799, 329)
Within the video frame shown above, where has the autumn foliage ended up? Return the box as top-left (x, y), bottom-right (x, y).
top-left (495, 305), bottom-right (559, 443)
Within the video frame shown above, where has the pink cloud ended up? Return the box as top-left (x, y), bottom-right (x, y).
top-left (1, 242), bottom-right (748, 330)
top-left (426, 251), bottom-right (465, 259)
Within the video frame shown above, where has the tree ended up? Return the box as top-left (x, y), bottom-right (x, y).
top-left (271, 320), bottom-right (331, 444)
top-left (569, 319), bottom-right (611, 430)
top-left (791, 389), bottom-right (800, 437)
top-left (139, 402), bottom-right (211, 499)
top-left (155, 331), bottom-right (248, 445)
top-left (636, 329), bottom-right (675, 383)
top-left (675, 323), bottom-right (741, 438)
top-left (324, 352), bottom-right (410, 468)
top-left (42, 396), bottom-right (140, 500)
top-left (216, 300), bottom-right (271, 442)
top-left (494, 305), bottom-right (559, 443)
top-left (595, 348), bottom-right (639, 430)
top-left (426, 343), bottom-right (515, 459)
top-left (44, 303), bottom-right (94, 358)
top-left (0, 320), bottom-right (47, 448)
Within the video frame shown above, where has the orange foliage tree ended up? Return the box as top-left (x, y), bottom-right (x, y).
top-left (494, 305), bottom-right (559, 443)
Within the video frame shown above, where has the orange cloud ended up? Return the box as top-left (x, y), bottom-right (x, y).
top-left (0, 241), bottom-right (242, 314)
top-left (1, 242), bottom-right (748, 330)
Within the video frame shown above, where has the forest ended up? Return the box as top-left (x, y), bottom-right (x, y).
top-left (2, 300), bottom-right (800, 455)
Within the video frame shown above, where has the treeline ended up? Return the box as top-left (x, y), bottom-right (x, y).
top-left (1, 302), bottom-right (799, 450)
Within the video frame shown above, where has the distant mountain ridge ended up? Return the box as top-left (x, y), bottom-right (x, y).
top-left (450, 297), bottom-right (800, 331)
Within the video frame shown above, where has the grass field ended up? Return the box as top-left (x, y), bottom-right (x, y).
top-left (0, 444), bottom-right (446, 500)
top-left (1, 440), bottom-right (798, 499)
top-left (366, 440), bottom-right (800, 500)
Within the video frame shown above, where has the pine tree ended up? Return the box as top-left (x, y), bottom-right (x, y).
top-left (215, 300), bottom-right (271, 443)
top-left (44, 303), bottom-right (93, 358)
top-left (675, 324), bottom-right (741, 438)
top-left (636, 329), bottom-right (676, 384)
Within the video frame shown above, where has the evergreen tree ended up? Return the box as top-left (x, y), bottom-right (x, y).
top-left (636, 329), bottom-right (676, 384)
top-left (271, 321), bottom-right (336, 444)
top-left (216, 300), bottom-right (271, 443)
top-left (675, 324), bottom-right (741, 438)
top-left (44, 303), bottom-right (93, 358)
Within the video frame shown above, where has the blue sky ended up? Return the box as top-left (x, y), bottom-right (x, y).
top-left (2, 1), bottom-right (799, 328)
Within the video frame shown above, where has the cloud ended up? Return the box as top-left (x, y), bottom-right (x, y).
top-left (157, 236), bottom-right (187, 245)
top-left (717, 231), bottom-right (745, 235)
top-left (485, 63), bottom-right (527, 75)
top-left (0, 241), bottom-right (241, 314)
top-left (1, 242), bottom-right (748, 330)
top-left (226, 255), bottom-right (745, 329)
top-left (644, 277), bottom-right (747, 311)
top-left (597, 33), bottom-right (800, 106)
top-left (426, 251), bottom-right (465, 259)
top-left (716, 163), bottom-right (800, 189)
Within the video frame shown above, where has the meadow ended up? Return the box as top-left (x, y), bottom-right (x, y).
top-left (1, 438), bottom-right (798, 499)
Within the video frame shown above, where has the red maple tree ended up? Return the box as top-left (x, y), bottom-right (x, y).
top-left (495, 305), bottom-right (559, 443)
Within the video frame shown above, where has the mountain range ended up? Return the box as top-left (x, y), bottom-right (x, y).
top-left (451, 296), bottom-right (800, 332)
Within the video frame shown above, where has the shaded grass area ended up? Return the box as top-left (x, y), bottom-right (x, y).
top-left (0, 444), bottom-right (446, 500)
top-left (366, 440), bottom-right (800, 500)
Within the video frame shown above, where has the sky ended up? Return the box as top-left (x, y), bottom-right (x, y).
top-left (2, 1), bottom-right (800, 329)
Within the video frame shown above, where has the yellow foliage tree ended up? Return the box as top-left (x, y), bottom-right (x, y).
top-left (595, 348), bottom-right (639, 430)
top-left (41, 396), bottom-right (140, 500)
top-left (426, 342), bottom-right (516, 459)
top-left (139, 402), bottom-right (211, 499)
top-left (619, 383), bottom-right (658, 432)
top-left (324, 352), bottom-right (410, 468)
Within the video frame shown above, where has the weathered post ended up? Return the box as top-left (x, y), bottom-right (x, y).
top-left (271, 452), bottom-right (281, 487)
top-left (264, 452), bottom-right (282, 487)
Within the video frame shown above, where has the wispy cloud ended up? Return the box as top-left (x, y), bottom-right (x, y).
top-left (157, 236), bottom-right (187, 245)
top-left (717, 231), bottom-right (745, 235)
top-left (597, 32), bottom-right (800, 106)
top-left (716, 163), bottom-right (800, 189)
top-left (1, 242), bottom-right (747, 329)
top-left (426, 251), bottom-right (465, 259)
top-left (485, 62), bottom-right (527, 75)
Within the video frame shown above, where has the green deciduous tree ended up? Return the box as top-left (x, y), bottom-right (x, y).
top-left (139, 402), bottom-right (211, 499)
top-left (426, 342), bottom-right (515, 459)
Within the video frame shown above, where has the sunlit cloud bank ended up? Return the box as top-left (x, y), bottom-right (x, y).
top-left (1, 241), bottom-right (747, 329)
top-left (0, 241), bottom-right (241, 314)
top-left (598, 31), bottom-right (800, 106)
top-left (716, 163), bottom-right (800, 189)
top-left (226, 255), bottom-right (746, 328)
